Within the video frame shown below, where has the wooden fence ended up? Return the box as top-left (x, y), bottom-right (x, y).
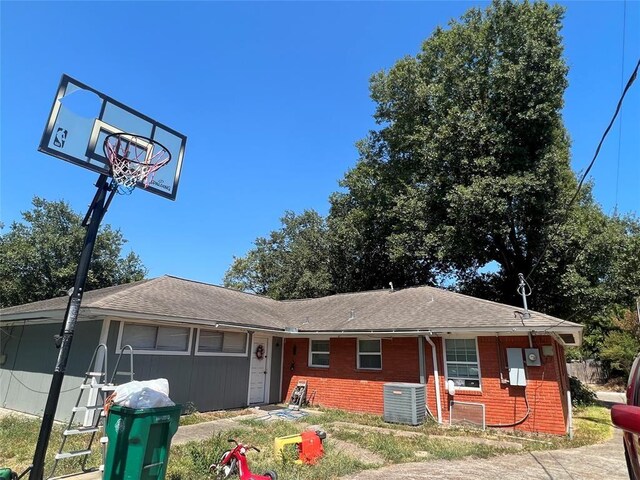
top-left (566, 360), bottom-right (605, 384)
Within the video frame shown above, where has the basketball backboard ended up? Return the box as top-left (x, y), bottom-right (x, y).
top-left (39, 74), bottom-right (186, 200)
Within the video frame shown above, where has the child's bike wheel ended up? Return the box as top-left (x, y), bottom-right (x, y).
top-left (264, 470), bottom-right (278, 480)
top-left (210, 451), bottom-right (238, 479)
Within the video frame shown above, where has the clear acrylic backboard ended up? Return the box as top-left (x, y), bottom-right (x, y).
top-left (39, 74), bottom-right (186, 200)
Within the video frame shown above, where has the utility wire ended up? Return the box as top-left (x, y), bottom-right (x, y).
top-left (527, 57), bottom-right (640, 282)
top-left (566, 58), bottom-right (638, 220)
top-left (2, 370), bottom-right (81, 394)
top-left (614, 0), bottom-right (628, 215)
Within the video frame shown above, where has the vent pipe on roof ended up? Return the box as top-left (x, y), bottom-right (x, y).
top-left (389, 282), bottom-right (394, 292)
top-left (348, 310), bottom-right (355, 321)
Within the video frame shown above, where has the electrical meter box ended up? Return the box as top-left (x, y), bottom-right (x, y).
top-left (525, 348), bottom-right (542, 366)
top-left (507, 348), bottom-right (527, 386)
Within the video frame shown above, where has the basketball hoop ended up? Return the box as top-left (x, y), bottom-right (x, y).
top-left (104, 133), bottom-right (171, 194)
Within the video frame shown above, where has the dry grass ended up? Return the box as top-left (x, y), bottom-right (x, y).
top-left (0, 405), bottom-right (614, 480)
top-left (0, 415), bottom-right (102, 477)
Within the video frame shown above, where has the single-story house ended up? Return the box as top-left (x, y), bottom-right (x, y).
top-left (0, 275), bottom-right (582, 435)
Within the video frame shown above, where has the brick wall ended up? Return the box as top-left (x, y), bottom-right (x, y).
top-left (281, 337), bottom-right (420, 414)
top-left (281, 334), bottom-right (568, 435)
top-left (426, 335), bottom-right (568, 435)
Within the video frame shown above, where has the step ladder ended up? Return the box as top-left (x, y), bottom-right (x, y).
top-left (48, 344), bottom-right (135, 479)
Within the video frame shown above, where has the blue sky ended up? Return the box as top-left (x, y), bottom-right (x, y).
top-left (1, 1), bottom-right (638, 286)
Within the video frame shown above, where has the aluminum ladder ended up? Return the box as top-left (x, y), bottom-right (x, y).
top-left (48, 344), bottom-right (135, 479)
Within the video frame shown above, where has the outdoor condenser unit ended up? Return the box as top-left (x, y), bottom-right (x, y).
top-left (383, 382), bottom-right (426, 425)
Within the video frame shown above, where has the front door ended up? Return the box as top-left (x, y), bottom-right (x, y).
top-left (249, 335), bottom-right (269, 404)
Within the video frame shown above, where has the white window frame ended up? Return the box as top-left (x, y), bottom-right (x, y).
top-left (195, 328), bottom-right (249, 357)
top-left (443, 336), bottom-right (482, 391)
top-left (357, 338), bottom-right (382, 370)
top-left (116, 321), bottom-right (193, 356)
top-left (308, 338), bottom-right (330, 368)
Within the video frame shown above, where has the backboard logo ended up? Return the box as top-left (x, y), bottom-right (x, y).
top-left (54, 128), bottom-right (68, 148)
top-left (150, 178), bottom-right (171, 191)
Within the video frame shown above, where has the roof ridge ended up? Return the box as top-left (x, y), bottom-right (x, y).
top-left (280, 285), bottom-right (434, 303)
top-left (163, 275), bottom-right (279, 301)
top-left (84, 277), bottom-right (157, 305)
top-left (435, 287), bottom-right (559, 321)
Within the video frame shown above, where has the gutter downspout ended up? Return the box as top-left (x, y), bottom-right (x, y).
top-left (425, 335), bottom-right (442, 424)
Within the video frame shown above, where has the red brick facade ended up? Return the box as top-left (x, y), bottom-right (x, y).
top-left (282, 334), bottom-right (569, 435)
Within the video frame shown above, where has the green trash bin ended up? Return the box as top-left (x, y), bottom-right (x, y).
top-left (103, 403), bottom-right (182, 480)
top-left (0, 468), bottom-right (17, 480)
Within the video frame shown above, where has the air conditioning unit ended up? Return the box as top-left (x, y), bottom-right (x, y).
top-left (383, 383), bottom-right (426, 426)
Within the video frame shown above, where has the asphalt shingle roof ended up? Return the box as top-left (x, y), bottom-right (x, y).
top-left (0, 275), bottom-right (582, 334)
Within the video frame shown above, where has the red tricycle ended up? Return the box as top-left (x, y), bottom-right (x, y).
top-left (210, 439), bottom-right (278, 480)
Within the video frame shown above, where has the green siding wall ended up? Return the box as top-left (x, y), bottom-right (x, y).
top-left (269, 336), bottom-right (283, 403)
top-left (0, 320), bottom-right (103, 421)
top-left (107, 321), bottom-right (259, 412)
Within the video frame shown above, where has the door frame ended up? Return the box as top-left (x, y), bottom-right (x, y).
top-left (247, 334), bottom-right (272, 405)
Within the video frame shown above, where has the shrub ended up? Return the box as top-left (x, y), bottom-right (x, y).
top-left (569, 376), bottom-right (597, 407)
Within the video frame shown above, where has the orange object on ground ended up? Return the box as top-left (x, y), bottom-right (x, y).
top-left (297, 430), bottom-right (325, 465)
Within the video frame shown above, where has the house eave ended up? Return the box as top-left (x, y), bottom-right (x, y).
top-left (89, 308), bottom-right (286, 334)
top-left (286, 324), bottom-right (583, 341)
top-left (0, 306), bottom-right (582, 347)
top-left (0, 310), bottom-right (65, 324)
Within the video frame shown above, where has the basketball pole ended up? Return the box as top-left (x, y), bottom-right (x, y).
top-left (29, 175), bottom-right (115, 480)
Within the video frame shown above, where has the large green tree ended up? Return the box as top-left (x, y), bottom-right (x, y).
top-left (223, 0), bottom-right (640, 359)
top-left (223, 210), bottom-right (332, 300)
top-left (0, 197), bottom-right (147, 308)
top-left (331, 0), bottom-right (576, 307)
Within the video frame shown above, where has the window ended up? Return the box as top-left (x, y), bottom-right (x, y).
top-left (196, 329), bottom-right (248, 356)
top-left (445, 338), bottom-right (481, 388)
top-left (357, 339), bottom-right (382, 370)
top-left (309, 339), bottom-right (330, 367)
top-left (119, 323), bottom-right (191, 354)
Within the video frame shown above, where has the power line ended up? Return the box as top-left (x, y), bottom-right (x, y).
top-left (614, 0), bottom-right (628, 215)
top-left (1, 370), bottom-right (80, 395)
top-left (527, 57), bottom-right (640, 281)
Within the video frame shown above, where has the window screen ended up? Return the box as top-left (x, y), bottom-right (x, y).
top-left (445, 338), bottom-right (481, 388)
top-left (223, 332), bottom-right (247, 353)
top-left (358, 339), bottom-right (382, 369)
top-left (121, 323), bottom-right (190, 352)
top-left (122, 324), bottom-right (156, 350)
top-left (309, 339), bottom-right (330, 367)
top-left (156, 326), bottom-right (189, 351)
top-left (199, 331), bottom-right (223, 352)
top-left (197, 329), bottom-right (247, 355)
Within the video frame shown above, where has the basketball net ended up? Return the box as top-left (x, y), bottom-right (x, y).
top-left (104, 133), bottom-right (171, 194)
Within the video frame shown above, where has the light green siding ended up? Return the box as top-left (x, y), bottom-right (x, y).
top-left (269, 337), bottom-right (283, 403)
top-left (0, 320), bottom-right (103, 421)
top-left (107, 321), bottom-right (254, 412)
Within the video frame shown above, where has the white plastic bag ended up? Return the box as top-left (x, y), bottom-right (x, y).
top-left (112, 378), bottom-right (175, 408)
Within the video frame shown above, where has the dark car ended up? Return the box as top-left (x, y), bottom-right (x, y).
top-left (612, 353), bottom-right (640, 480)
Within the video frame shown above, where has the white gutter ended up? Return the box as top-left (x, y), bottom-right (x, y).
top-left (88, 310), bottom-right (286, 333)
top-left (425, 335), bottom-right (442, 424)
top-left (293, 326), bottom-right (582, 335)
